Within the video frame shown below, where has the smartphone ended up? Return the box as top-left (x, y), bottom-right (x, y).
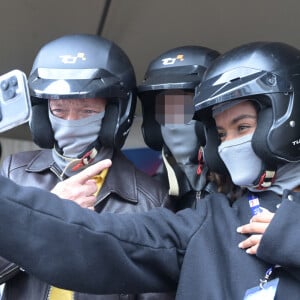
top-left (0, 69), bottom-right (31, 133)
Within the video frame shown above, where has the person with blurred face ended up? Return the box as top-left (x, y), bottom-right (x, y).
top-left (138, 46), bottom-right (221, 210)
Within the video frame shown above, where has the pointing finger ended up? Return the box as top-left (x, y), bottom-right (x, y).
top-left (71, 159), bottom-right (112, 184)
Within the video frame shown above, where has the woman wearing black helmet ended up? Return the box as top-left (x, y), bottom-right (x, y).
top-left (0, 34), bottom-right (174, 300)
top-left (193, 41), bottom-right (300, 257)
top-left (1, 41), bottom-right (300, 299)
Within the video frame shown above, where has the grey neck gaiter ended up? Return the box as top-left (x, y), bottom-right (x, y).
top-left (161, 121), bottom-right (202, 190)
top-left (49, 110), bottom-right (105, 158)
top-left (48, 110), bottom-right (113, 178)
top-left (52, 146), bottom-right (113, 178)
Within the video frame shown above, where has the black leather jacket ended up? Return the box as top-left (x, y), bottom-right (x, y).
top-left (0, 149), bottom-right (175, 300)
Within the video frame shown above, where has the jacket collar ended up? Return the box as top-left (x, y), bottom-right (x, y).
top-left (25, 149), bottom-right (138, 204)
top-left (97, 150), bottom-right (138, 204)
top-left (25, 149), bottom-right (55, 172)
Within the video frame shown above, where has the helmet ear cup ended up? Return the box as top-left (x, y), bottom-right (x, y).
top-left (30, 104), bottom-right (55, 148)
top-left (141, 120), bottom-right (163, 151)
top-left (195, 121), bottom-right (206, 146)
top-left (99, 93), bottom-right (137, 150)
top-left (203, 120), bottom-right (228, 174)
top-left (251, 107), bottom-right (277, 168)
top-left (99, 103), bottom-right (119, 149)
top-left (140, 95), bottom-right (163, 151)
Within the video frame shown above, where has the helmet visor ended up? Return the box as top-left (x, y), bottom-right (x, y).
top-left (155, 90), bottom-right (194, 125)
top-left (138, 65), bottom-right (206, 92)
top-left (29, 68), bottom-right (128, 100)
top-left (194, 67), bottom-right (292, 114)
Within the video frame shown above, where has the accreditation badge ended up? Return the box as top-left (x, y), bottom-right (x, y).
top-left (243, 278), bottom-right (279, 300)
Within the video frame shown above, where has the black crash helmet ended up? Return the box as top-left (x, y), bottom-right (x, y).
top-left (138, 45), bottom-right (220, 151)
top-left (194, 41), bottom-right (300, 175)
top-left (29, 34), bottom-right (136, 150)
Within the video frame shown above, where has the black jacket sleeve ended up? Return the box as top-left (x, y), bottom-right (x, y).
top-left (0, 156), bottom-right (21, 284)
top-left (257, 190), bottom-right (300, 280)
top-left (0, 175), bottom-right (198, 294)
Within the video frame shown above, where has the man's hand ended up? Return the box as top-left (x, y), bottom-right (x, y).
top-left (51, 159), bottom-right (112, 209)
top-left (237, 209), bottom-right (275, 255)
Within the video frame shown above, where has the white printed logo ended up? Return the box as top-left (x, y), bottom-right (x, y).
top-left (292, 139), bottom-right (300, 146)
top-left (59, 52), bottom-right (86, 64)
top-left (161, 54), bottom-right (184, 65)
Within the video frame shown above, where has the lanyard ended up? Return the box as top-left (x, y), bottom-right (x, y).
top-left (248, 193), bottom-right (263, 216)
top-left (259, 266), bottom-right (274, 289)
top-left (247, 194), bottom-right (280, 293)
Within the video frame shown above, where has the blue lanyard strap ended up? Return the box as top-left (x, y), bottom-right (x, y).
top-left (259, 267), bottom-right (273, 289)
top-left (248, 193), bottom-right (262, 216)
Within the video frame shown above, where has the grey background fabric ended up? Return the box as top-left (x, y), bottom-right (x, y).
top-left (0, 0), bottom-right (298, 148)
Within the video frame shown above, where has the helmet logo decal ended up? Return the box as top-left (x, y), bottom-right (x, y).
top-left (59, 52), bottom-right (86, 64)
top-left (161, 54), bottom-right (184, 65)
top-left (292, 138), bottom-right (300, 146)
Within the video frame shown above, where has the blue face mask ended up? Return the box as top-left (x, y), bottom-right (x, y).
top-left (218, 133), bottom-right (263, 187)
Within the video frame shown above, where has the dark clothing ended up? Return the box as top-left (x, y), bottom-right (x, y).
top-left (0, 149), bottom-right (175, 300)
top-left (0, 177), bottom-right (299, 299)
top-left (154, 164), bottom-right (216, 211)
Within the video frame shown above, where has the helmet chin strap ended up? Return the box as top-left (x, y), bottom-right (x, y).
top-left (71, 139), bottom-right (103, 171)
top-left (52, 139), bottom-right (113, 179)
top-left (252, 168), bottom-right (276, 190)
top-left (52, 146), bottom-right (99, 180)
top-left (71, 148), bottom-right (98, 171)
top-left (161, 147), bottom-right (192, 197)
top-left (161, 146), bottom-right (207, 197)
top-left (53, 138), bottom-right (101, 171)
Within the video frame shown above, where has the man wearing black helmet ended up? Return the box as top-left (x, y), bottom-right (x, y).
top-left (0, 34), bottom-right (174, 300)
top-left (1, 41), bottom-right (300, 299)
top-left (138, 46), bottom-right (224, 210)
